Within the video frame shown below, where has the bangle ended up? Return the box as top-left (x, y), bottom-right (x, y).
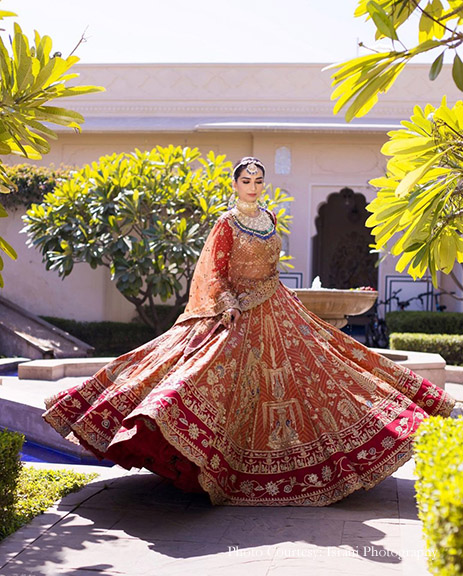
top-left (222, 310), bottom-right (232, 324)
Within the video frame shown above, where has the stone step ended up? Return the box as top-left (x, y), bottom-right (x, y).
top-left (0, 295), bottom-right (94, 359)
top-left (18, 357), bottom-right (115, 380)
top-left (445, 365), bottom-right (463, 384)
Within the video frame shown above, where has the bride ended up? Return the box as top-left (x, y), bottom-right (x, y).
top-left (43, 156), bottom-right (455, 506)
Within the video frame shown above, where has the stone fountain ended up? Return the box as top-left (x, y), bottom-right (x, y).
top-left (295, 277), bottom-right (378, 329)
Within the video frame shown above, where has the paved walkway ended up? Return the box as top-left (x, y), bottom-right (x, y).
top-left (0, 377), bottom-right (461, 576)
top-left (0, 458), bottom-right (435, 576)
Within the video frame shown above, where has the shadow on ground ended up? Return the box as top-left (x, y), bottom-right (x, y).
top-left (1, 470), bottom-right (420, 575)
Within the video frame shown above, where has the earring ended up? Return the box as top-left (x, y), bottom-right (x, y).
top-left (228, 191), bottom-right (237, 209)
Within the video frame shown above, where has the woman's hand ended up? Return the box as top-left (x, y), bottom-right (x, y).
top-left (222, 308), bottom-right (241, 329)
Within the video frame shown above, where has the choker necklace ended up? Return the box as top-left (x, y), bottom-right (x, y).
top-left (236, 198), bottom-right (259, 216)
top-left (231, 203), bottom-right (275, 239)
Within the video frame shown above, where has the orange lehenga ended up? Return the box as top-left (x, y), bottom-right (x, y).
top-left (43, 210), bottom-right (455, 506)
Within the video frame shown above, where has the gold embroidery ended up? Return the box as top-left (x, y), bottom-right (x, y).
top-left (262, 399), bottom-right (303, 449)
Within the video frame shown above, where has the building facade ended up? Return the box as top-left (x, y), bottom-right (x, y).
top-left (2, 63), bottom-right (462, 322)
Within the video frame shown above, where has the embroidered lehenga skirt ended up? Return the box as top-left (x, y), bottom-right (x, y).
top-left (43, 281), bottom-right (455, 506)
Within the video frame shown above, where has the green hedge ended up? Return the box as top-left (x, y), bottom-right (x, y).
top-left (386, 311), bottom-right (463, 335)
top-left (0, 429), bottom-right (25, 539)
top-left (389, 333), bottom-right (463, 366)
top-left (41, 316), bottom-right (160, 356)
top-left (414, 416), bottom-right (463, 575)
top-left (3, 164), bottom-right (71, 210)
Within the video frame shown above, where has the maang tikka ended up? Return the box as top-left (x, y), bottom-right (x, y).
top-left (245, 162), bottom-right (259, 175)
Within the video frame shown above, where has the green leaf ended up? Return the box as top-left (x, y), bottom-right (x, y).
top-left (328, 52), bottom-right (395, 84)
top-left (381, 136), bottom-right (438, 157)
top-left (345, 62), bottom-right (405, 121)
top-left (395, 151), bottom-right (445, 197)
top-left (367, 1), bottom-right (399, 40)
top-left (58, 85), bottom-right (105, 97)
top-left (429, 51), bottom-right (445, 80)
top-left (21, 146), bottom-right (289, 332)
top-left (0, 10), bottom-right (17, 18)
top-left (0, 236), bottom-right (18, 260)
top-left (452, 52), bottom-right (463, 91)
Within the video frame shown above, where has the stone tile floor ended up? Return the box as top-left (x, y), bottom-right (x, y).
top-left (0, 457), bottom-right (437, 576)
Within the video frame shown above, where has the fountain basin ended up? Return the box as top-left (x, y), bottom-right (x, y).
top-left (295, 288), bottom-right (378, 328)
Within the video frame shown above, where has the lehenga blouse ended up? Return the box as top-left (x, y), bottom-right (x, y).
top-left (176, 208), bottom-right (281, 321)
top-left (174, 207), bottom-right (281, 354)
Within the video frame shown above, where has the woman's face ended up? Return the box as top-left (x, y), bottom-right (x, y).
top-left (233, 168), bottom-right (265, 203)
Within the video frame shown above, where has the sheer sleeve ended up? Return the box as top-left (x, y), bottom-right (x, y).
top-left (176, 215), bottom-right (240, 324)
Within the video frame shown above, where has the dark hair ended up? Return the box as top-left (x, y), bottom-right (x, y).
top-left (233, 157), bottom-right (266, 181)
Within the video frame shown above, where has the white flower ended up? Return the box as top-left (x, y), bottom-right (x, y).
top-left (188, 423), bottom-right (200, 439)
top-left (322, 466), bottom-right (332, 481)
top-left (357, 450), bottom-right (368, 460)
top-left (381, 436), bottom-right (395, 449)
top-left (265, 481), bottom-right (279, 496)
top-left (240, 480), bottom-right (254, 495)
top-left (210, 454), bottom-right (220, 470)
top-left (352, 348), bottom-right (366, 362)
top-left (308, 473), bottom-right (319, 484)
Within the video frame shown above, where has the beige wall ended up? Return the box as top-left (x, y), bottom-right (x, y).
top-left (2, 63), bottom-right (461, 321)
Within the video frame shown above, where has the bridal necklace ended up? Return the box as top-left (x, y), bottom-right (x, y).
top-left (231, 198), bottom-right (275, 239)
top-left (236, 198), bottom-right (260, 216)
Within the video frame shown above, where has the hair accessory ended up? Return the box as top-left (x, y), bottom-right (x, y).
top-left (245, 162), bottom-right (258, 175)
top-left (233, 157), bottom-right (265, 180)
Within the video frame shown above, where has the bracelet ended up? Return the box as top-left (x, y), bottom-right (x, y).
top-left (222, 310), bottom-right (233, 324)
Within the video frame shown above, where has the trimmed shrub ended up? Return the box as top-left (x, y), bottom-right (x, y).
top-left (414, 417), bottom-right (463, 575)
top-left (41, 316), bottom-right (163, 357)
top-left (0, 429), bottom-right (25, 539)
top-left (10, 468), bottom-right (98, 539)
top-left (389, 333), bottom-right (463, 366)
top-left (386, 311), bottom-right (463, 335)
top-left (0, 467), bottom-right (98, 542)
top-left (3, 164), bottom-right (71, 211)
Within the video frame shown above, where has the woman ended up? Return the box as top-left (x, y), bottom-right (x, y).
top-left (43, 156), bottom-right (455, 506)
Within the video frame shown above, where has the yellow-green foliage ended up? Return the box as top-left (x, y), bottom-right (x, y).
top-left (1, 467), bottom-right (98, 541)
top-left (0, 9), bottom-right (103, 287)
top-left (389, 332), bottom-right (463, 366)
top-left (0, 429), bottom-right (24, 539)
top-left (414, 417), bottom-right (463, 575)
top-left (328, 3), bottom-right (463, 287)
top-left (366, 99), bottom-right (463, 287)
top-left (329, 1), bottom-right (463, 121)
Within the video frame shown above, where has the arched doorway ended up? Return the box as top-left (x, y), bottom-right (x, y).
top-left (312, 187), bottom-right (377, 289)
